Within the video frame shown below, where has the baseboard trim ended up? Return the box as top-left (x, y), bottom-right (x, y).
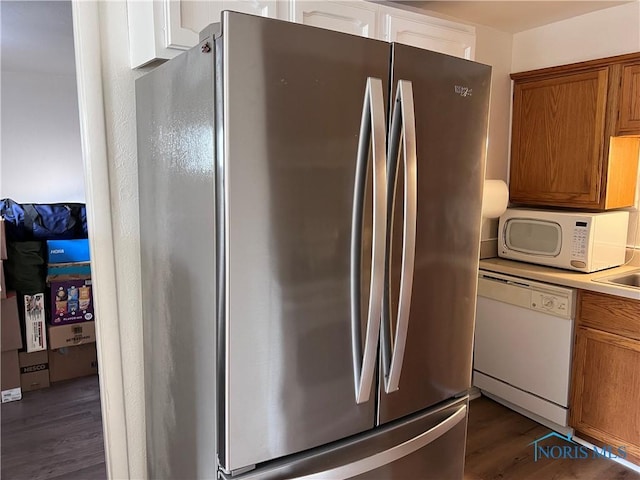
top-left (572, 435), bottom-right (640, 474)
top-left (468, 386), bottom-right (482, 401)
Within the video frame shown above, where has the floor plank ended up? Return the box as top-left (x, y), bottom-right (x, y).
top-left (1, 375), bottom-right (106, 480)
top-left (3, 378), bottom-right (638, 479)
top-left (465, 396), bottom-right (640, 480)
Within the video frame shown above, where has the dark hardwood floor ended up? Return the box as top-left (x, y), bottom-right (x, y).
top-left (2, 379), bottom-right (638, 479)
top-left (1, 375), bottom-right (106, 480)
top-left (465, 396), bottom-right (640, 480)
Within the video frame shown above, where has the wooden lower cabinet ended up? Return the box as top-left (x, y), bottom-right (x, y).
top-left (570, 291), bottom-right (640, 464)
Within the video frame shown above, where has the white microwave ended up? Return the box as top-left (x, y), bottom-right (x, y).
top-left (498, 208), bottom-right (629, 272)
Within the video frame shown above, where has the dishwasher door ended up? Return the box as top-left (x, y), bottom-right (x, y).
top-left (473, 271), bottom-right (576, 412)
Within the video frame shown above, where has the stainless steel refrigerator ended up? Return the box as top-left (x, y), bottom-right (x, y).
top-left (137, 11), bottom-right (490, 480)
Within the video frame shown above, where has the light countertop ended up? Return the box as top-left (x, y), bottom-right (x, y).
top-left (479, 257), bottom-right (640, 301)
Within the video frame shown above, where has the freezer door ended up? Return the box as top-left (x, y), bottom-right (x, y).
top-left (221, 397), bottom-right (468, 480)
top-left (378, 45), bottom-right (491, 424)
top-left (219, 12), bottom-right (391, 473)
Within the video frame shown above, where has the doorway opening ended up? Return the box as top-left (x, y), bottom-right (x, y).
top-left (1, 2), bottom-right (106, 478)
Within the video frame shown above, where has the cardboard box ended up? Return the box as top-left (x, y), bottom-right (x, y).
top-left (1, 350), bottom-right (22, 403)
top-left (48, 321), bottom-right (96, 350)
top-left (23, 293), bottom-right (47, 352)
top-left (46, 261), bottom-right (91, 282)
top-left (0, 218), bottom-right (7, 260)
top-left (46, 239), bottom-right (90, 264)
top-left (1, 294), bottom-right (23, 352)
top-left (49, 344), bottom-right (98, 382)
top-left (18, 350), bottom-right (50, 392)
top-left (49, 278), bottom-right (95, 325)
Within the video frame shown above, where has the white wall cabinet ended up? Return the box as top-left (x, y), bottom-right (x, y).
top-left (178, 1), bottom-right (284, 43)
top-left (128, 0), bottom-right (475, 68)
top-left (291, 1), bottom-right (378, 38)
top-left (127, 0), bottom-right (284, 68)
top-left (380, 6), bottom-right (475, 60)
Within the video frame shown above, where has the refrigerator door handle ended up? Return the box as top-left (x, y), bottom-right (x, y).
top-left (290, 405), bottom-right (467, 479)
top-left (382, 80), bottom-right (417, 394)
top-left (350, 77), bottom-right (387, 405)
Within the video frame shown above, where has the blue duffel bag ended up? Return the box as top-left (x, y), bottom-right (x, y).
top-left (1, 198), bottom-right (88, 241)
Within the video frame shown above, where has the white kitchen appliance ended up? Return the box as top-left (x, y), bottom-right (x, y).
top-left (498, 208), bottom-right (629, 272)
top-left (473, 270), bottom-right (576, 434)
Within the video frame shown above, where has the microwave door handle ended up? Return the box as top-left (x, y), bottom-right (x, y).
top-left (383, 80), bottom-right (417, 394)
top-left (350, 77), bottom-right (387, 404)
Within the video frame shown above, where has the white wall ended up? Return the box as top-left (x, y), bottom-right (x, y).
top-left (0, 1), bottom-right (85, 203)
top-left (92, 2), bottom-right (149, 478)
top-left (475, 25), bottom-right (513, 182)
top-left (473, 25), bottom-right (513, 240)
top-left (512, 1), bottom-right (640, 248)
top-left (512, 1), bottom-right (640, 72)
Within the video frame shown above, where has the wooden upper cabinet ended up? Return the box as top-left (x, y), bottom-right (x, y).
top-left (510, 69), bottom-right (608, 208)
top-left (509, 53), bottom-right (640, 210)
top-left (618, 64), bottom-right (640, 134)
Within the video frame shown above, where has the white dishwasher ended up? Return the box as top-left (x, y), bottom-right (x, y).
top-left (473, 270), bottom-right (576, 433)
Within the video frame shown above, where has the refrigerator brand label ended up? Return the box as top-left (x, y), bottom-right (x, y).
top-left (454, 85), bottom-right (473, 97)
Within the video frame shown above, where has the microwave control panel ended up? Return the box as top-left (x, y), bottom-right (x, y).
top-left (570, 221), bottom-right (589, 261)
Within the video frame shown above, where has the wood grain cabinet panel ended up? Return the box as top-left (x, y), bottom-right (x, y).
top-left (578, 290), bottom-right (640, 340)
top-left (510, 53), bottom-right (640, 210)
top-left (570, 291), bottom-right (640, 464)
top-left (618, 64), bottom-right (640, 134)
top-left (510, 70), bottom-right (608, 208)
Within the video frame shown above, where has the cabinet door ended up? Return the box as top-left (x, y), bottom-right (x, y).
top-left (381, 8), bottom-right (475, 60)
top-left (578, 290), bottom-right (640, 340)
top-left (127, 0), bottom-right (283, 68)
top-left (292, 0), bottom-right (378, 38)
top-left (509, 69), bottom-right (609, 208)
top-left (178, 0), bottom-right (283, 41)
top-left (570, 326), bottom-right (640, 463)
top-left (618, 63), bottom-right (640, 134)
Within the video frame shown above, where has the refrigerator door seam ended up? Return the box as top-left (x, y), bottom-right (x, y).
top-left (350, 77), bottom-right (387, 405)
top-left (382, 80), bottom-right (417, 394)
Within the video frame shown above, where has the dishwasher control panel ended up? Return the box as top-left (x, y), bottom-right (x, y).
top-left (530, 290), bottom-right (570, 317)
top-left (478, 270), bottom-right (575, 320)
